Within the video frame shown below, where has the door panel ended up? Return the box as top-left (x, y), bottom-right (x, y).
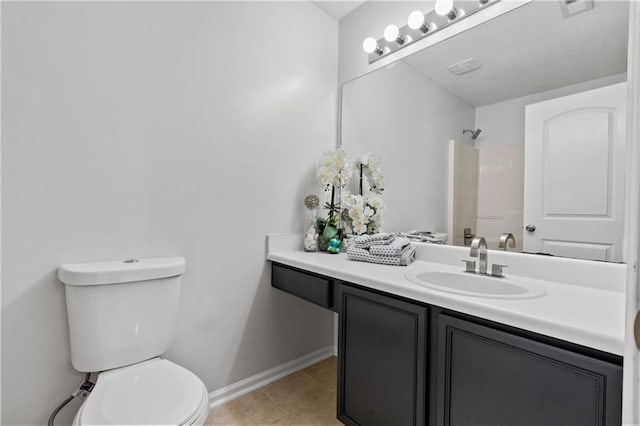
top-left (338, 284), bottom-right (427, 426)
top-left (543, 109), bottom-right (613, 216)
top-left (540, 239), bottom-right (612, 260)
top-left (436, 314), bottom-right (623, 426)
top-left (524, 82), bottom-right (626, 261)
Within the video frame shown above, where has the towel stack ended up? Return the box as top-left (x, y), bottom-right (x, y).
top-left (347, 233), bottom-right (415, 266)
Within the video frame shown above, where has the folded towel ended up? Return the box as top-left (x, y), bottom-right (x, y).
top-left (397, 232), bottom-right (446, 245)
top-left (347, 245), bottom-right (416, 266)
top-left (368, 237), bottom-right (412, 257)
top-left (354, 232), bottom-right (395, 249)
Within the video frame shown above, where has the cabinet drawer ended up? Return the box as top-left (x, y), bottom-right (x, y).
top-left (271, 263), bottom-right (333, 309)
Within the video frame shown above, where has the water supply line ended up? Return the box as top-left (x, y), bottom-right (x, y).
top-left (48, 372), bottom-right (93, 426)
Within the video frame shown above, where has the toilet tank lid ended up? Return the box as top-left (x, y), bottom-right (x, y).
top-left (58, 257), bottom-right (186, 286)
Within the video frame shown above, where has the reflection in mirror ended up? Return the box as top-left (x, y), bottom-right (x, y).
top-left (341, 0), bottom-right (629, 262)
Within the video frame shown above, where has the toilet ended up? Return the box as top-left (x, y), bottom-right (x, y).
top-left (57, 257), bottom-right (209, 425)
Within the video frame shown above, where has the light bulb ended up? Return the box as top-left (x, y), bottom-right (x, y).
top-left (362, 37), bottom-right (378, 54)
top-left (384, 24), bottom-right (399, 42)
top-left (407, 10), bottom-right (425, 30)
top-left (435, 0), bottom-right (454, 16)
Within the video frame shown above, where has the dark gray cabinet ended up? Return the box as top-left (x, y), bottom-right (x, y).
top-left (271, 263), bottom-right (336, 311)
top-left (435, 313), bottom-right (622, 426)
top-left (270, 262), bottom-right (623, 426)
top-left (337, 284), bottom-right (427, 426)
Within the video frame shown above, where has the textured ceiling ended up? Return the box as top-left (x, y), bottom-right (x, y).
top-left (403, 0), bottom-right (629, 106)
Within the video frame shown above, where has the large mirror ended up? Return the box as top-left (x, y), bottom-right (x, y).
top-left (341, 0), bottom-right (629, 262)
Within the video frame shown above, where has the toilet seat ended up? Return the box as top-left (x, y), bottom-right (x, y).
top-left (74, 358), bottom-right (209, 425)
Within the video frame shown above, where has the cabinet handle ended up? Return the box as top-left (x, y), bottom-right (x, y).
top-left (525, 224), bottom-right (536, 233)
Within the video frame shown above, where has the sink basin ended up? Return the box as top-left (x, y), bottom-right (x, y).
top-left (404, 270), bottom-right (546, 299)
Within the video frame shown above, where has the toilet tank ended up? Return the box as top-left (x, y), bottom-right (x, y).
top-left (58, 257), bottom-right (186, 372)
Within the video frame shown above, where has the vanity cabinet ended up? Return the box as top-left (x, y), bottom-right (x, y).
top-left (337, 284), bottom-right (427, 426)
top-left (271, 263), bottom-right (336, 311)
top-left (434, 313), bottom-right (622, 426)
top-left (269, 262), bottom-right (623, 426)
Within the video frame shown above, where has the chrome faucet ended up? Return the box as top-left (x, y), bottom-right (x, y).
top-left (498, 233), bottom-right (516, 251)
top-left (469, 237), bottom-right (488, 275)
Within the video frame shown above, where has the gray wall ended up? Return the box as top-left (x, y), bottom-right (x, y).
top-left (1, 2), bottom-right (337, 424)
top-left (341, 61), bottom-right (475, 233)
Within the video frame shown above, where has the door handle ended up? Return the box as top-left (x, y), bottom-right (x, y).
top-left (525, 224), bottom-right (536, 233)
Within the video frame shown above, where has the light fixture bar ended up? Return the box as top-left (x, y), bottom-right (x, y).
top-left (364, 0), bottom-right (500, 64)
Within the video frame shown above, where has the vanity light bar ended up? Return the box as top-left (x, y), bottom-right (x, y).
top-left (363, 0), bottom-right (500, 64)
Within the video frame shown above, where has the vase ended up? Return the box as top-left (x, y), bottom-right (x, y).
top-left (303, 207), bottom-right (319, 252)
top-left (316, 186), bottom-right (343, 253)
top-left (341, 234), bottom-right (355, 252)
top-left (317, 215), bottom-right (342, 253)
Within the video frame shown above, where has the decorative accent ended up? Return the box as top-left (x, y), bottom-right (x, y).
top-left (316, 149), bottom-right (353, 253)
top-left (356, 153), bottom-right (384, 195)
top-left (303, 195), bottom-right (320, 252)
top-left (342, 193), bottom-right (385, 236)
top-left (317, 149), bottom-right (352, 192)
top-left (342, 153), bottom-right (386, 236)
top-left (304, 194), bottom-right (320, 210)
top-left (341, 234), bottom-right (355, 252)
top-left (327, 238), bottom-right (341, 254)
top-left (362, 0), bottom-right (500, 64)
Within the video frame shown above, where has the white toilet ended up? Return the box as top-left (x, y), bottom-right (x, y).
top-left (58, 257), bottom-right (209, 425)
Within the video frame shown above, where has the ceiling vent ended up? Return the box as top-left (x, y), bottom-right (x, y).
top-left (559, 0), bottom-right (594, 18)
top-left (447, 58), bottom-right (482, 76)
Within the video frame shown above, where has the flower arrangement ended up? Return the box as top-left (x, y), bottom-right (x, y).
top-left (342, 153), bottom-right (386, 236)
top-left (355, 153), bottom-right (384, 195)
top-left (342, 192), bottom-right (385, 235)
top-left (316, 149), bottom-right (353, 252)
top-left (318, 149), bottom-right (352, 193)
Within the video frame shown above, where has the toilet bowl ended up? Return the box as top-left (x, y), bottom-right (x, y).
top-left (58, 257), bottom-right (209, 425)
top-left (72, 358), bottom-right (210, 426)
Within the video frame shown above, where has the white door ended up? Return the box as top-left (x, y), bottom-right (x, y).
top-left (523, 82), bottom-right (626, 261)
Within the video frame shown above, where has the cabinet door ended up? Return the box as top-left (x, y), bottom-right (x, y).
top-left (436, 314), bottom-right (622, 426)
top-left (338, 284), bottom-right (427, 426)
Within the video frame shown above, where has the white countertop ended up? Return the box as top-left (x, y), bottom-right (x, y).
top-left (267, 236), bottom-right (626, 356)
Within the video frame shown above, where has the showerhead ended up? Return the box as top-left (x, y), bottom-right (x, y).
top-left (463, 128), bottom-right (482, 140)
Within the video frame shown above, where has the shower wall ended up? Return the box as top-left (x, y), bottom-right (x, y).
top-left (450, 141), bottom-right (479, 246)
top-left (475, 144), bottom-right (524, 250)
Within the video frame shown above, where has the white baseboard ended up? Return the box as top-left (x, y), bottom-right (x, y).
top-left (208, 346), bottom-right (335, 409)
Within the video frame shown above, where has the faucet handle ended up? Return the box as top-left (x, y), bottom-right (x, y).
top-left (490, 264), bottom-right (508, 278)
top-left (461, 259), bottom-right (477, 273)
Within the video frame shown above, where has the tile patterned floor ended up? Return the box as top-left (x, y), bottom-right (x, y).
top-left (205, 356), bottom-right (341, 426)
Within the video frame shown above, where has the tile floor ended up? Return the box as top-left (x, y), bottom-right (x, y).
top-left (206, 356), bottom-right (341, 426)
